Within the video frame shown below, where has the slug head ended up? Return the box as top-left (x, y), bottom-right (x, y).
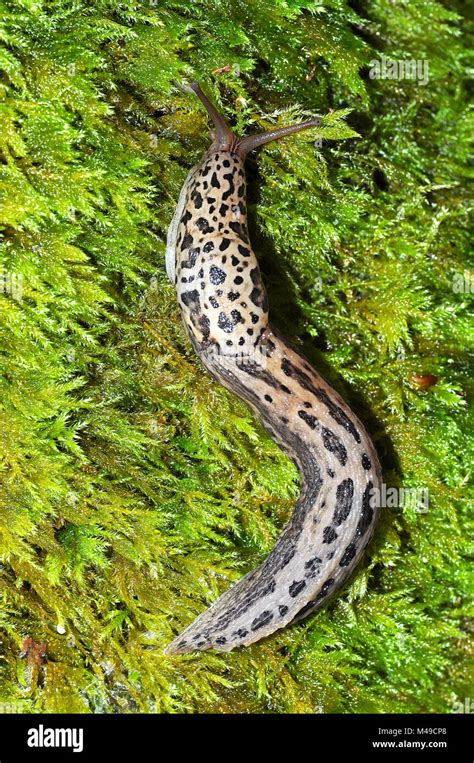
top-left (183, 81), bottom-right (322, 159)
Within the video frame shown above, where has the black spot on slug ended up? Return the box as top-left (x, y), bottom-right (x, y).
top-left (333, 479), bottom-right (354, 525)
top-left (291, 578), bottom-right (335, 621)
top-left (196, 217), bottom-right (214, 234)
top-left (305, 556), bottom-right (322, 570)
top-left (181, 247), bottom-right (199, 269)
top-left (339, 542), bottom-right (356, 567)
top-left (236, 361), bottom-right (279, 389)
top-left (251, 610), bottom-right (273, 631)
top-left (180, 232), bottom-right (193, 250)
top-left (218, 312), bottom-right (234, 333)
top-left (230, 309), bottom-right (244, 324)
top-left (321, 427), bottom-right (348, 466)
top-left (209, 265), bottom-right (226, 285)
top-left (304, 556), bottom-right (322, 579)
top-left (250, 268), bottom-right (259, 285)
top-left (280, 358), bottom-right (361, 442)
top-left (319, 578), bottom-right (335, 597)
top-left (180, 289), bottom-right (200, 308)
top-left (250, 287), bottom-right (265, 309)
top-left (298, 410), bottom-right (317, 429)
top-left (322, 526), bottom-right (338, 544)
top-left (198, 314), bottom-right (210, 339)
top-left (315, 388), bottom-right (361, 442)
top-left (222, 172), bottom-right (235, 200)
top-left (355, 482), bottom-right (374, 538)
top-left (232, 628), bottom-right (248, 638)
top-left (289, 580), bottom-right (306, 597)
top-left (180, 209), bottom-right (192, 225)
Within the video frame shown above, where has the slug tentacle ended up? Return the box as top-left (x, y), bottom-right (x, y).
top-left (164, 84), bottom-right (381, 655)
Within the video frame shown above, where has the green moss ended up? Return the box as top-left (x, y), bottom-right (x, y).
top-left (0, 0), bottom-right (472, 713)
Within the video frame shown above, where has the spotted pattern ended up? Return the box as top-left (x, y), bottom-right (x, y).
top-left (164, 143), bottom-right (382, 656)
top-left (173, 152), bottom-right (269, 356)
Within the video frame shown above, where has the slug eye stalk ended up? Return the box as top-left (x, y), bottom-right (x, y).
top-left (178, 80), bottom-right (322, 157)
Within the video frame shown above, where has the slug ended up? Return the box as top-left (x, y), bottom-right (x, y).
top-left (164, 83), bottom-right (381, 654)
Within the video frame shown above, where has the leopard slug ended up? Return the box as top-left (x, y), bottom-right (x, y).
top-left (164, 83), bottom-right (381, 654)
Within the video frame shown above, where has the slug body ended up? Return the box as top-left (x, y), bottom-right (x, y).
top-left (165, 84), bottom-right (381, 654)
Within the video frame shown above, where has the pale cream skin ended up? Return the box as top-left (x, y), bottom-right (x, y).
top-left (164, 84), bottom-right (381, 654)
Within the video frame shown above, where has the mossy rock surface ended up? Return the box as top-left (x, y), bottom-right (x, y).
top-left (0, 0), bottom-right (471, 713)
